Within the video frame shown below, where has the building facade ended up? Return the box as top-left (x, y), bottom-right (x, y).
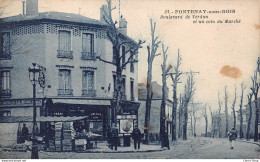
top-left (0, 0), bottom-right (140, 145)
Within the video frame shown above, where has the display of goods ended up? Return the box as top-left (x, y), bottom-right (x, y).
top-left (75, 145), bottom-right (86, 151)
top-left (63, 146), bottom-right (72, 151)
top-left (55, 122), bottom-right (63, 129)
top-left (63, 122), bottom-right (73, 130)
top-left (75, 139), bottom-right (87, 145)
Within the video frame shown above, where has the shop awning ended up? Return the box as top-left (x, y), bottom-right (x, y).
top-left (0, 116), bottom-right (88, 123)
top-left (52, 99), bottom-right (111, 106)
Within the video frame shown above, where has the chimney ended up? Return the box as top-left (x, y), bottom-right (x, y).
top-left (100, 5), bottom-right (108, 22)
top-left (22, 1), bottom-right (26, 15)
top-left (119, 16), bottom-right (127, 35)
top-left (26, 0), bottom-right (38, 16)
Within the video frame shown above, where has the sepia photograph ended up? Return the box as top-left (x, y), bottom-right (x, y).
top-left (0, 0), bottom-right (259, 160)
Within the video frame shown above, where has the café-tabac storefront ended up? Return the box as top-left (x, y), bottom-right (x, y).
top-left (43, 98), bottom-right (140, 137)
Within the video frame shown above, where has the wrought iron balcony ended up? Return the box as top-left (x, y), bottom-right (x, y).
top-left (0, 52), bottom-right (11, 60)
top-left (113, 92), bottom-right (127, 100)
top-left (57, 89), bottom-right (73, 96)
top-left (57, 50), bottom-right (73, 59)
top-left (81, 52), bottom-right (96, 60)
top-left (0, 89), bottom-right (11, 97)
top-left (82, 89), bottom-right (97, 97)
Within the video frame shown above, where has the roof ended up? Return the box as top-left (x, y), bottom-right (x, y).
top-left (0, 116), bottom-right (88, 123)
top-left (1, 11), bottom-right (107, 27)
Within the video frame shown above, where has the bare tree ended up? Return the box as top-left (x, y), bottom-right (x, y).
top-left (209, 106), bottom-right (215, 137)
top-left (231, 85), bottom-right (237, 129)
top-left (170, 50), bottom-right (182, 141)
top-left (160, 44), bottom-right (172, 138)
top-left (246, 92), bottom-right (253, 141)
top-left (182, 73), bottom-right (195, 140)
top-left (178, 94), bottom-right (183, 138)
top-left (251, 70), bottom-right (259, 141)
top-left (144, 19), bottom-right (161, 144)
top-left (204, 104), bottom-right (208, 137)
top-left (239, 83), bottom-right (246, 139)
top-left (218, 91), bottom-right (223, 138)
top-left (97, 0), bottom-right (144, 125)
top-left (224, 86), bottom-right (229, 137)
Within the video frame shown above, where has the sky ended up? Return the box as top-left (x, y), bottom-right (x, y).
top-left (1, 0), bottom-right (260, 133)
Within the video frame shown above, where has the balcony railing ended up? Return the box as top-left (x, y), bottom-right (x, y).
top-left (81, 52), bottom-right (96, 60)
top-left (57, 89), bottom-right (73, 96)
top-left (82, 89), bottom-right (97, 97)
top-left (0, 52), bottom-right (11, 60)
top-left (0, 89), bottom-right (11, 97)
top-left (113, 92), bottom-right (126, 100)
top-left (57, 50), bottom-right (73, 59)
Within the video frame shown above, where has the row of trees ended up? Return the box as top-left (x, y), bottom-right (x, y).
top-left (205, 59), bottom-right (259, 141)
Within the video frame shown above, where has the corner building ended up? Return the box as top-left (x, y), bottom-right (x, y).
top-left (0, 0), bottom-right (139, 143)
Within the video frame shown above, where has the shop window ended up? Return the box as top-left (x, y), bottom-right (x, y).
top-left (58, 69), bottom-right (72, 96)
top-left (82, 33), bottom-right (95, 60)
top-left (82, 70), bottom-right (96, 97)
top-left (0, 71), bottom-right (11, 97)
top-left (57, 30), bottom-right (73, 59)
top-left (0, 32), bottom-right (11, 59)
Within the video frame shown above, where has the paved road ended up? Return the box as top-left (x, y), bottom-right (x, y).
top-left (0, 137), bottom-right (259, 159)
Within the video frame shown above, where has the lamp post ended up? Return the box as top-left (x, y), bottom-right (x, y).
top-left (28, 63), bottom-right (40, 159)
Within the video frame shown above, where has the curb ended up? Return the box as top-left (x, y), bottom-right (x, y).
top-left (237, 140), bottom-right (260, 146)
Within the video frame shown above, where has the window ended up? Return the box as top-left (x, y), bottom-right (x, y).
top-left (122, 46), bottom-right (126, 64)
top-left (58, 31), bottom-right (73, 58)
top-left (121, 77), bottom-right (126, 100)
top-left (130, 79), bottom-right (134, 101)
top-left (58, 70), bottom-right (72, 95)
top-left (130, 52), bottom-right (134, 73)
top-left (0, 33), bottom-right (11, 59)
top-left (82, 33), bottom-right (95, 60)
top-left (82, 71), bottom-right (96, 97)
top-left (0, 71), bottom-right (11, 97)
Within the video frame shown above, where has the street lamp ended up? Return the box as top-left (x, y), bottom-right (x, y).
top-left (28, 63), bottom-right (40, 159)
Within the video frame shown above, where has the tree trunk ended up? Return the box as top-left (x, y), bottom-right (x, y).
top-left (231, 86), bottom-right (237, 129)
top-left (172, 85), bottom-right (177, 141)
top-left (239, 84), bottom-right (245, 139)
top-left (144, 62), bottom-right (152, 144)
top-left (246, 95), bottom-right (252, 141)
top-left (254, 97), bottom-right (259, 141)
top-left (224, 86), bottom-right (229, 137)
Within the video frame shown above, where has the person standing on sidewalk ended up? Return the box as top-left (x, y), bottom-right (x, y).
top-left (161, 130), bottom-right (170, 150)
top-left (227, 127), bottom-right (237, 149)
top-left (131, 126), bottom-right (142, 150)
top-left (110, 124), bottom-right (118, 151)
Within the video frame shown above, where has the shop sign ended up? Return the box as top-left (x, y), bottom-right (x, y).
top-left (90, 112), bottom-right (102, 120)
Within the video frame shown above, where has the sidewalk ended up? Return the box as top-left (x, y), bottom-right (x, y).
top-left (75, 142), bottom-right (165, 153)
top-left (0, 142), bottom-right (165, 154)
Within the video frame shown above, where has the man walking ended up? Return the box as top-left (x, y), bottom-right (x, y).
top-left (228, 127), bottom-right (237, 149)
top-left (161, 130), bottom-right (170, 150)
top-left (21, 124), bottom-right (29, 143)
top-left (131, 126), bottom-right (142, 150)
top-left (110, 124), bottom-right (118, 151)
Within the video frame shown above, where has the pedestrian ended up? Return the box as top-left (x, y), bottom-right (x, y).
top-left (110, 124), bottom-right (118, 151)
top-left (106, 126), bottom-right (112, 149)
top-left (161, 130), bottom-right (170, 150)
top-left (227, 127), bottom-right (237, 149)
top-left (21, 124), bottom-right (29, 143)
top-left (131, 126), bottom-right (142, 150)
